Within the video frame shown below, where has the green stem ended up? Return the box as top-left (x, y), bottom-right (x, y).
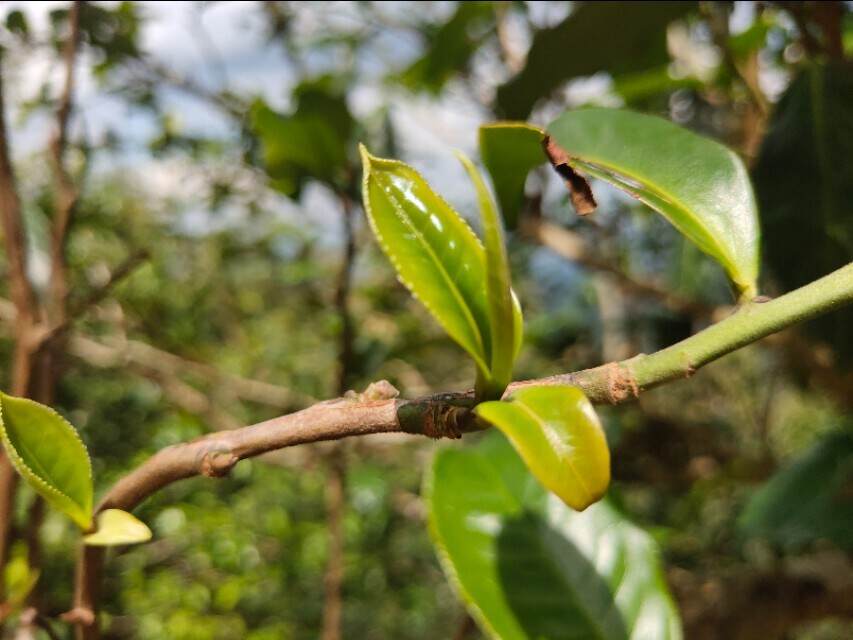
top-left (631, 261), bottom-right (853, 389)
top-left (533, 262), bottom-right (853, 402)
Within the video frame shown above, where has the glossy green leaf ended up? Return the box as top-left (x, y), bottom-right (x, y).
top-left (738, 430), bottom-right (853, 551)
top-left (360, 145), bottom-right (493, 375)
top-left (426, 432), bottom-right (682, 640)
top-left (476, 385), bottom-right (609, 510)
top-left (0, 392), bottom-right (92, 529)
top-left (479, 122), bottom-right (546, 228)
top-left (547, 108), bottom-right (760, 298)
top-left (496, 2), bottom-right (695, 119)
top-left (84, 509), bottom-right (153, 547)
top-left (456, 151), bottom-right (519, 397)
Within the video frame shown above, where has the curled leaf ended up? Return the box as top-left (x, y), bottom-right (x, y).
top-left (84, 509), bottom-right (153, 547)
top-left (0, 392), bottom-right (92, 529)
top-left (542, 135), bottom-right (597, 215)
top-left (456, 151), bottom-right (520, 398)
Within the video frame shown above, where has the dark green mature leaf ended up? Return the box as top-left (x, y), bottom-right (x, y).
top-left (77, 1), bottom-right (141, 76)
top-left (479, 122), bottom-right (546, 228)
top-left (0, 393), bottom-right (92, 529)
top-left (251, 76), bottom-right (354, 196)
top-left (496, 2), bottom-right (695, 119)
top-left (548, 108), bottom-right (761, 298)
top-left (476, 386), bottom-right (609, 510)
top-left (399, 2), bottom-right (494, 94)
top-left (427, 432), bottom-right (682, 640)
top-left (739, 430), bottom-right (853, 551)
top-left (84, 509), bottom-right (153, 547)
top-left (5, 10), bottom-right (29, 40)
top-left (457, 152), bottom-right (519, 397)
top-left (754, 63), bottom-right (853, 363)
top-left (360, 146), bottom-right (493, 375)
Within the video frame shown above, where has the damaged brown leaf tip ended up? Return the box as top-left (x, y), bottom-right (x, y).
top-left (543, 136), bottom-right (597, 216)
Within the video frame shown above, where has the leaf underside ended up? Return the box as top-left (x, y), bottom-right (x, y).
top-left (546, 108), bottom-right (760, 298)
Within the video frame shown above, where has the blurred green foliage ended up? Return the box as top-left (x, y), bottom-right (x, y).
top-left (0, 1), bottom-right (852, 639)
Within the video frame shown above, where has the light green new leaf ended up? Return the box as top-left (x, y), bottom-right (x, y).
top-left (547, 108), bottom-right (760, 298)
top-left (0, 392), bottom-right (92, 529)
top-left (360, 145), bottom-right (493, 375)
top-left (2, 557), bottom-right (39, 619)
top-left (479, 122), bottom-right (546, 228)
top-left (426, 432), bottom-right (682, 640)
top-left (476, 385), bottom-right (609, 510)
top-left (84, 509), bottom-right (153, 547)
top-left (456, 151), bottom-right (520, 397)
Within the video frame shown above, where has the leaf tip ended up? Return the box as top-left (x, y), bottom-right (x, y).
top-left (358, 142), bottom-right (373, 171)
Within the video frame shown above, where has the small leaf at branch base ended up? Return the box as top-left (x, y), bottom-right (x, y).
top-left (84, 509), bottom-right (153, 547)
top-left (0, 392), bottom-right (93, 529)
top-left (476, 385), bottom-right (609, 511)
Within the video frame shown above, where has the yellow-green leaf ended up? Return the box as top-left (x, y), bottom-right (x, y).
top-left (547, 108), bottom-right (761, 298)
top-left (476, 385), bottom-right (609, 510)
top-left (0, 392), bottom-right (92, 529)
top-left (2, 557), bottom-right (39, 619)
top-left (360, 145), bottom-right (493, 375)
top-left (478, 122), bottom-right (546, 228)
top-left (456, 151), bottom-right (520, 398)
top-left (84, 509), bottom-right (152, 547)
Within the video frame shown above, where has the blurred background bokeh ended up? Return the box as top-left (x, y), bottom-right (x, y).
top-left (0, 1), bottom-right (851, 638)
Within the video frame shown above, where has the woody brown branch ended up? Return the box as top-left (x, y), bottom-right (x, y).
top-left (0, 51), bottom-right (41, 608)
top-left (70, 261), bottom-right (853, 638)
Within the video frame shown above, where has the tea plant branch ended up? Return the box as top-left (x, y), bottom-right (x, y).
top-left (70, 260), bottom-right (853, 638)
top-left (322, 189), bottom-right (358, 640)
top-left (0, 297), bottom-right (312, 410)
top-left (35, 248), bottom-right (151, 349)
top-left (47, 0), bottom-right (83, 325)
top-left (526, 217), bottom-right (853, 405)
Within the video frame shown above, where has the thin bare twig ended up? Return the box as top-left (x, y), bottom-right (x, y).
top-left (0, 49), bottom-right (40, 608)
top-left (321, 190), bottom-right (358, 640)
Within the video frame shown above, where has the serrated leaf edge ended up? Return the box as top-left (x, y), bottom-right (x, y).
top-left (424, 450), bottom-right (504, 640)
top-left (0, 393), bottom-right (93, 529)
top-left (360, 144), bottom-right (492, 374)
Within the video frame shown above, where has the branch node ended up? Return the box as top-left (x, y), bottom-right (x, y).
top-left (60, 607), bottom-right (95, 627)
top-left (199, 447), bottom-right (239, 478)
top-left (344, 379), bottom-right (399, 402)
top-left (424, 402), bottom-right (469, 439)
top-left (605, 362), bottom-right (640, 403)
